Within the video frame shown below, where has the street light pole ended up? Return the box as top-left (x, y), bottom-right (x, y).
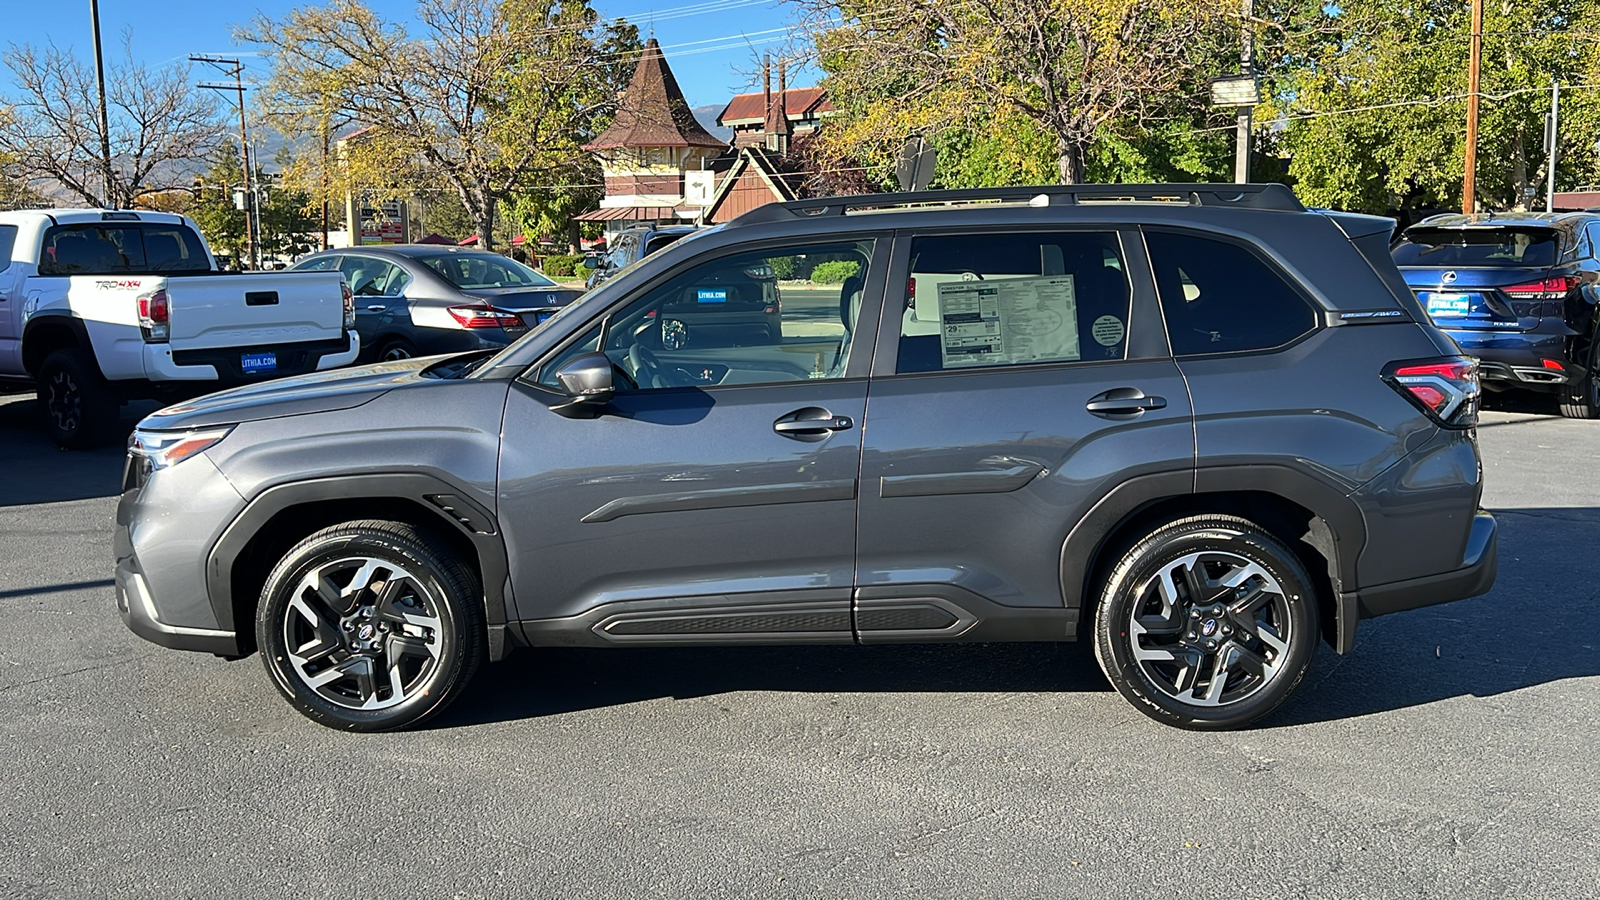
top-left (1546, 79), bottom-right (1560, 212)
top-left (1463, 0), bottom-right (1483, 214)
top-left (88, 0), bottom-right (115, 207)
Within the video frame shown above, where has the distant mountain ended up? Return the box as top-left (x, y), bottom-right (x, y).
top-left (693, 105), bottom-right (734, 143)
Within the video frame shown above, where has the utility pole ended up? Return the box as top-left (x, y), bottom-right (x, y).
top-left (88, 0), bottom-right (115, 207)
top-left (192, 55), bottom-right (258, 269)
top-left (1546, 79), bottom-right (1560, 212)
top-left (1235, 0), bottom-right (1254, 183)
top-left (1463, 0), bottom-right (1483, 214)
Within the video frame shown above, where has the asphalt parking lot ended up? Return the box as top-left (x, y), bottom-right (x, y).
top-left (0, 387), bottom-right (1596, 899)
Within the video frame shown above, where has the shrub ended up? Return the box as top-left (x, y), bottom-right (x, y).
top-left (809, 260), bottom-right (860, 285)
top-left (767, 256), bottom-right (797, 279)
top-left (541, 253), bottom-right (584, 278)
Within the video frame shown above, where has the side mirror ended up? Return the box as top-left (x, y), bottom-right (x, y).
top-left (549, 352), bottom-right (615, 418)
top-left (583, 256), bottom-right (601, 270)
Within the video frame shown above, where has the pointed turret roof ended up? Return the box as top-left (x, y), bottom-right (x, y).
top-left (585, 39), bottom-right (727, 151)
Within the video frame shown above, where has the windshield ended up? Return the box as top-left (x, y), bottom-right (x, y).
top-left (1393, 228), bottom-right (1559, 268)
top-left (417, 253), bottom-right (557, 289)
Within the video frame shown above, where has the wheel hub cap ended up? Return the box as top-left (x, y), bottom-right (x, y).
top-left (283, 557), bottom-right (443, 711)
top-left (1127, 551), bottom-right (1292, 708)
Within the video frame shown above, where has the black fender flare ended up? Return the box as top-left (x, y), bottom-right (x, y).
top-left (21, 313), bottom-right (97, 377)
top-left (205, 473), bottom-right (512, 659)
top-left (1060, 464), bottom-right (1367, 653)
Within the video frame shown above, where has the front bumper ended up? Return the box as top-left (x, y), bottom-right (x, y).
top-left (115, 452), bottom-right (246, 655)
top-left (116, 559), bottom-right (237, 655)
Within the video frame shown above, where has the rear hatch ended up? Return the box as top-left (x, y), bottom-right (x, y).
top-left (164, 271), bottom-right (347, 349)
top-left (1394, 225), bottom-right (1569, 330)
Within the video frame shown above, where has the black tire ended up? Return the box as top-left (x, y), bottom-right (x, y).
top-left (1558, 336), bottom-right (1600, 419)
top-left (376, 338), bottom-right (417, 363)
top-left (1092, 515), bottom-right (1318, 730)
top-left (36, 348), bottom-right (119, 449)
top-left (256, 520), bottom-right (485, 731)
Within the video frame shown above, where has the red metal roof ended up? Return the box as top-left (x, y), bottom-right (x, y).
top-left (585, 40), bottom-right (727, 151)
top-left (718, 88), bottom-right (831, 125)
top-left (573, 206), bottom-right (680, 222)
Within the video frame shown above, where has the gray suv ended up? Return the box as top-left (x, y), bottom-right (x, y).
top-left (115, 185), bottom-right (1497, 731)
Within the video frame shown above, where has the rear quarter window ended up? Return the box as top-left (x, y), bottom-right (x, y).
top-left (1146, 230), bottom-right (1318, 357)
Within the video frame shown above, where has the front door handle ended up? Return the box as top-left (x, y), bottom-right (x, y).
top-left (773, 407), bottom-right (853, 442)
top-left (1086, 387), bottom-right (1167, 419)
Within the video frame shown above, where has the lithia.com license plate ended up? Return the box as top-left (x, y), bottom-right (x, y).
top-left (241, 352), bottom-right (277, 374)
top-left (1421, 292), bottom-right (1473, 317)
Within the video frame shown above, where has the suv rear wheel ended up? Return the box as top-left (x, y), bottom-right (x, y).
top-left (1558, 333), bottom-right (1600, 419)
top-left (1093, 515), bottom-right (1318, 729)
top-left (256, 520), bottom-right (485, 731)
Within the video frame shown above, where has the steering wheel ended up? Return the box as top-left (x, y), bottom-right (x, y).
top-left (627, 343), bottom-right (666, 388)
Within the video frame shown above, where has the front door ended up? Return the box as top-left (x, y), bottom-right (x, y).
top-left (498, 235), bottom-right (888, 645)
top-left (0, 225), bottom-right (22, 373)
top-left (853, 227), bottom-right (1196, 641)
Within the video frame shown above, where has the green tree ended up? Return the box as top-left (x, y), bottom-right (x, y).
top-left (243, 0), bottom-right (640, 250)
top-left (798, 0), bottom-right (1230, 185)
top-left (1265, 0), bottom-right (1600, 214)
top-left (187, 144), bottom-right (320, 266)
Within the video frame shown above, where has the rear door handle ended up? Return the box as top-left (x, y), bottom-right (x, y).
top-left (773, 407), bottom-right (853, 442)
top-left (366, 304), bottom-right (388, 312)
top-left (1086, 387), bottom-right (1167, 419)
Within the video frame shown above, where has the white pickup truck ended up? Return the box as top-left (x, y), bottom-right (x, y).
top-left (0, 209), bottom-right (358, 447)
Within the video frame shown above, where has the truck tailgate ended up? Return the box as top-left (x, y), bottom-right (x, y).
top-left (165, 272), bottom-right (345, 350)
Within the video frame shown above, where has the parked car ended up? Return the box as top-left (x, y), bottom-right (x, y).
top-left (291, 246), bottom-right (583, 362)
top-left (118, 184), bottom-right (1495, 732)
top-left (0, 209), bottom-right (357, 448)
top-left (1393, 211), bottom-right (1600, 417)
top-left (585, 224), bottom-right (699, 289)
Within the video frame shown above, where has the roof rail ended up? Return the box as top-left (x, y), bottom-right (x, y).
top-left (728, 183), bottom-right (1305, 226)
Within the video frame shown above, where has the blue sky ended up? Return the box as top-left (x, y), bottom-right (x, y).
top-left (1, 0), bottom-right (811, 111)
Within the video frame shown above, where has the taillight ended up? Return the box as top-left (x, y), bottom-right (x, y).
top-left (447, 305), bottom-right (523, 329)
top-left (136, 288), bottom-right (169, 342)
top-left (906, 276), bottom-right (917, 309)
top-left (1383, 356), bottom-right (1480, 428)
top-left (340, 281), bottom-right (355, 330)
top-left (1501, 276), bottom-right (1576, 300)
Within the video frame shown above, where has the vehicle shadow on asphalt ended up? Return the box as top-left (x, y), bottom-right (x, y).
top-left (0, 394), bottom-right (159, 506)
top-left (446, 505), bottom-right (1600, 729)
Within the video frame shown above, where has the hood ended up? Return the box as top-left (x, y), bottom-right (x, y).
top-left (138, 357), bottom-right (439, 430)
top-left (462, 286), bottom-right (584, 311)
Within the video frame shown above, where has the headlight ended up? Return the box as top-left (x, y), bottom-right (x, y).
top-left (128, 426), bottom-right (234, 471)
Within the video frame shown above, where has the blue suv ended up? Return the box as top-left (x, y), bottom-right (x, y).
top-left (1393, 212), bottom-right (1600, 417)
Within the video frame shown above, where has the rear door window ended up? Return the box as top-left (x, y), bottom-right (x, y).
top-left (1145, 230), bottom-right (1318, 357)
top-left (895, 231), bottom-right (1131, 374)
top-left (1392, 228), bottom-right (1560, 268)
top-left (39, 222), bottom-right (210, 276)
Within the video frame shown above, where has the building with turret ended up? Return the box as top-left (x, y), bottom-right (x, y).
top-left (577, 39), bottom-right (728, 233)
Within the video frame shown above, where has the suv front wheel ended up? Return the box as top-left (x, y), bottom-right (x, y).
top-left (256, 520), bottom-right (485, 731)
top-left (1093, 515), bottom-right (1318, 729)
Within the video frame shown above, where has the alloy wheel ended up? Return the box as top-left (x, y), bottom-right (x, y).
top-left (45, 370), bottom-right (81, 435)
top-left (282, 556), bottom-right (445, 711)
top-left (1125, 550), bottom-right (1292, 708)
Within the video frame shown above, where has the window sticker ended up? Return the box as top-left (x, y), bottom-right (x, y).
top-left (938, 275), bottom-right (1081, 368)
top-left (1091, 315), bottom-right (1125, 347)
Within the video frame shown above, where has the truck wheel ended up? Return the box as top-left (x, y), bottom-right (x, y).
top-left (256, 520), bottom-right (485, 731)
top-left (1093, 515), bottom-right (1318, 730)
top-left (37, 349), bottom-right (119, 449)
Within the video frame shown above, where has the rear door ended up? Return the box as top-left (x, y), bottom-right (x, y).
top-left (854, 227), bottom-right (1195, 640)
top-left (0, 224), bottom-right (21, 373)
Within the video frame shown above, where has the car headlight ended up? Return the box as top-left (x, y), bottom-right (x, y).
top-left (128, 426), bottom-right (234, 471)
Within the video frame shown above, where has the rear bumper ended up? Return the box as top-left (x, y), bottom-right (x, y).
top-left (1442, 323), bottom-right (1577, 387)
top-left (143, 331), bottom-right (360, 382)
top-left (1354, 512), bottom-right (1498, 618)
